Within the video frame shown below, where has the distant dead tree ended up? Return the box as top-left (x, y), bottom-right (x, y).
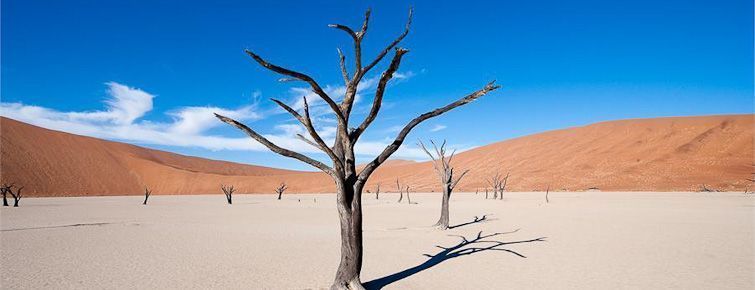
top-left (213, 8), bottom-right (499, 288)
top-left (484, 187), bottom-right (489, 199)
top-left (545, 184), bottom-right (550, 203)
top-left (396, 179), bottom-right (404, 203)
top-left (1, 183), bottom-right (11, 206)
top-left (405, 185), bottom-right (415, 204)
top-left (699, 184), bottom-right (715, 192)
top-left (143, 187), bottom-right (152, 205)
top-left (500, 172), bottom-right (509, 200)
top-left (221, 185), bottom-right (235, 204)
top-left (2, 184), bottom-right (23, 207)
top-left (488, 172), bottom-right (509, 200)
top-left (275, 182), bottom-right (288, 200)
top-left (419, 140), bottom-right (468, 230)
top-left (374, 184), bottom-right (380, 200)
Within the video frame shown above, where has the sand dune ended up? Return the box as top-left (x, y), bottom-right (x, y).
top-left (0, 114), bottom-right (751, 196)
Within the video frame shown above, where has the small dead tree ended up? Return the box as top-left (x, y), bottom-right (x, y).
top-left (499, 172), bottom-right (509, 200)
top-left (1, 183), bottom-right (11, 207)
top-left (405, 185), bottom-right (414, 204)
top-left (3, 184), bottom-right (24, 207)
top-left (143, 187), bottom-right (152, 205)
top-left (419, 140), bottom-right (469, 230)
top-left (396, 179), bottom-right (404, 203)
top-left (488, 173), bottom-right (503, 200)
top-left (484, 187), bottom-right (489, 199)
top-left (275, 182), bottom-right (288, 200)
top-left (221, 185), bottom-right (235, 204)
top-left (213, 8), bottom-right (499, 288)
top-left (545, 184), bottom-right (550, 203)
top-left (374, 184), bottom-right (380, 200)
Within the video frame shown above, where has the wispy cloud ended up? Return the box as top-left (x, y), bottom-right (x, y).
top-left (0, 79), bottom-right (440, 163)
top-left (430, 124), bottom-right (447, 132)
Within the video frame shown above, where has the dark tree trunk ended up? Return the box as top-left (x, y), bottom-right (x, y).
top-left (278, 192), bottom-right (283, 200)
top-left (332, 182), bottom-right (365, 290)
top-left (2, 192), bottom-right (8, 207)
top-left (435, 186), bottom-right (451, 230)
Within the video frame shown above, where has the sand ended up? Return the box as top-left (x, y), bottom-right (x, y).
top-left (2, 192), bottom-right (753, 289)
top-left (2, 114), bottom-right (752, 196)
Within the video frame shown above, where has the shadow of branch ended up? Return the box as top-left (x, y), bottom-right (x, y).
top-left (448, 214), bottom-right (495, 229)
top-left (364, 230), bottom-right (546, 289)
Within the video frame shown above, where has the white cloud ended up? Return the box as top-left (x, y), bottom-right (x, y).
top-left (0, 79), bottom-right (445, 165)
top-left (430, 124), bottom-right (447, 132)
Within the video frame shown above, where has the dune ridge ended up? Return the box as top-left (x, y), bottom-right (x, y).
top-left (0, 114), bottom-right (751, 196)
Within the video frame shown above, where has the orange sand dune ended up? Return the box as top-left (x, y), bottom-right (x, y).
top-left (1, 115), bottom-right (751, 196)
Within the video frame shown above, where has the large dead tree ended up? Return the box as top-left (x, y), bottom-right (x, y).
top-left (214, 8), bottom-right (499, 289)
top-left (275, 182), bottom-right (288, 200)
top-left (419, 140), bottom-right (468, 230)
top-left (221, 185), bottom-right (235, 204)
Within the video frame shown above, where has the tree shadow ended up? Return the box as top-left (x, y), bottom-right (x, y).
top-left (448, 214), bottom-right (495, 229)
top-left (364, 230), bottom-right (546, 290)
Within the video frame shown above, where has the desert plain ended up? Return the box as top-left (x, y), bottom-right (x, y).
top-left (2, 192), bottom-right (753, 289)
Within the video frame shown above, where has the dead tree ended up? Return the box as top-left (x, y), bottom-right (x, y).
top-left (419, 140), bottom-right (468, 230)
top-left (396, 179), bottom-right (404, 203)
top-left (221, 185), bottom-right (235, 204)
top-left (3, 185), bottom-right (24, 207)
top-left (499, 172), bottom-right (510, 200)
top-left (405, 185), bottom-right (414, 204)
top-left (275, 182), bottom-right (288, 200)
top-left (484, 187), bottom-right (489, 199)
top-left (488, 172), bottom-right (503, 199)
top-left (213, 8), bottom-right (499, 289)
top-left (1, 183), bottom-right (11, 206)
top-left (374, 184), bottom-right (380, 200)
top-left (545, 184), bottom-right (550, 203)
top-left (143, 187), bottom-right (152, 205)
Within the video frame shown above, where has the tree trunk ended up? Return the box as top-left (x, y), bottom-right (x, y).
top-left (2, 192), bottom-right (7, 207)
top-left (434, 186), bottom-right (451, 230)
top-left (278, 192), bottom-right (282, 200)
top-left (332, 183), bottom-right (365, 290)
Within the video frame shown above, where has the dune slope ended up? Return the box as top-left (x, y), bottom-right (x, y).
top-left (0, 114), bottom-right (751, 196)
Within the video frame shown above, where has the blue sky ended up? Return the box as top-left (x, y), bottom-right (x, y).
top-left (2, 0), bottom-right (752, 170)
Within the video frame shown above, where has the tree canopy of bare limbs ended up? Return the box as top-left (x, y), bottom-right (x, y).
top-left (275, 182), bottom-right (288, 200)
top-left (213, 8), bottom-right (499, 289)
top-left (419, 140), bottom-right (469, 230)
top-left (221, 185), bottom-right (235, 204)
top-left (488, 172), bottom-right (509, 200)
top-left (1, 184), bottom-right (23, 207)
top-left (143, 187), bottom-right (152, 205)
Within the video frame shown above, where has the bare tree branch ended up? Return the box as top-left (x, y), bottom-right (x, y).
top-left (357, 81), bottom-right (500, 182)
top-left (351, 48), bottom-right (409, 141)
top-left (271, 97), bottom-right (342, 167)
top-left (244, 49), bottom-right (346, 123)
top-left (214, 113), bottom-right (334, 175)
top-left (362, 7), bottom-right (413, 74)
top-left (336, 48), bottom-right (349, 84)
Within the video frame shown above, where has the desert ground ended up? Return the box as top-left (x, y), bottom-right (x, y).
top-left (2, 192), bottom-right (752, 289)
